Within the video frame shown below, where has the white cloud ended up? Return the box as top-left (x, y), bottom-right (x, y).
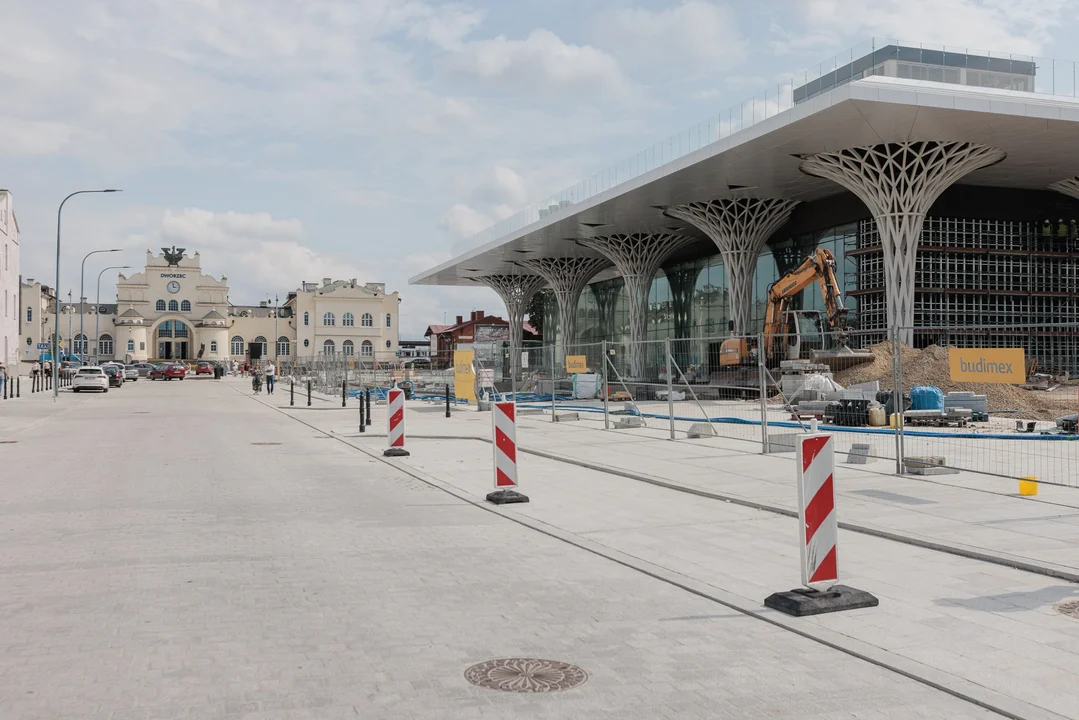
top-left (439, 203), bottom-right (497, 240)
top-left (447, 29), bottom-right (633, 99)
top-left (781, 0), bottom-right (1078, 56)
top-left (597, 2), bottom-right (748, 71)
top-left (156, 209), bottom-right (363, 301)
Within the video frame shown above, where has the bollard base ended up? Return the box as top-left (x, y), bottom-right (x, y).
top-left (485, 489), bottom-right (529, 505)
top-left (764, 585), bottom-right (878, 617)
top-left (383, 447), bottom-right (410, 457)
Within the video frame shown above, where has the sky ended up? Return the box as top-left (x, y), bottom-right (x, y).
top-left (5, 0), bottom-right (1078, 337)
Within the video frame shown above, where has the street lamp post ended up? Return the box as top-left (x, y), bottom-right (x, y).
top-left (96, 265), bottom-right (130, 364)
top-left (79, 248), bottom-right (122, 360)
top-left (55, 189), bottom-right (122, 400)
top-left (270, 294), bottom-right (279, 362)
top-left (66, 291), bottom-right (73, 358)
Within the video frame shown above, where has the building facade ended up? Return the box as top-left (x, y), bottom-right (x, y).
top-left (1, 190), bottom-right (19, 369)
top-left (25, 249), bottom-right (400, 368)
top-left (286, 279), bottom-right (400, 365)
top-left (413, 40), bottom-right (1079, 377)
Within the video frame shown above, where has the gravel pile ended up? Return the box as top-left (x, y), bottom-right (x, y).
top-left (834, 342), bottom-right (1077, 420)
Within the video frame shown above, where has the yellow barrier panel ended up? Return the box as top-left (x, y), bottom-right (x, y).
top-left (453, 350), bottom-right (477, 403)
top-left (565, 355), bottom-right (587, 374)
top-left (947, 347), bottom-right (1026, 384)
top-left (1018, 476), bottom-right (1039, 496)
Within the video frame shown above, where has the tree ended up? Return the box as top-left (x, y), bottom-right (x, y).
top-left (524, 289), bottom-right (549, 338)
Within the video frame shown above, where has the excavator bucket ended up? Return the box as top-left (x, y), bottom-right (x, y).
top-left (812, 346), bottom-right (874, 372)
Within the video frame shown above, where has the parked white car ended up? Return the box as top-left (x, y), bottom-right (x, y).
top-left (72, 366), bottom-right (109, 393)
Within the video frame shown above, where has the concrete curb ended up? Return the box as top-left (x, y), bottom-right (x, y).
top-left (248, 387), bottom-right (1062, 720)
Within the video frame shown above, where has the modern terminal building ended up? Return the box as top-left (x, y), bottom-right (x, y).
top-left (411, 40), bottom-right (1079, 376)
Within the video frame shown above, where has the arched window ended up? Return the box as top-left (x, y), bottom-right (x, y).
top-left (156, 299), bottom-right (166, 312)
top-left (342, 339), bottom-right (354, 356)
top-left (180, 300), bottom-right (191, 312)
top-left (386, 313), bottom-right (392, 328)
top-left (231, 336), bottom-right (245, 355)
top-left (254, 336), bottom-right (268, 357)
top-left (210, 340), bottom-right (218, 353)
top-left (342, 312), bottom-right (355, 327)
top-left (361, 313), bottom-right (373, 327)
top-left (73, 334), bottom-right (87, 355)
top-left (323, 312), bottom-right (335, 326)
top-left (303, 311), bottom-right (309, 326)
top-left (173, 322), bottom-right (189, 338)
top-left (99, 334), bottom-right (114, 356)
top-left (361, 340), bottom-right (373, 357)
top-left (168, 300), bottom-right (178, 312)
top-left (127, 339), bottom-right (135, 352)
top-left (276, 336), bottom-right (290, 357)
top-left (323, 339), bottom-right (335, 355)
top-left (25, 307), bottom-right (31, 323)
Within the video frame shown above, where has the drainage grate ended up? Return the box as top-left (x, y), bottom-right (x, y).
top-left (250, 442), bottom-right (282, 446)
top-left (0, 441), bottom-right (17, 444)
top-left (1056, 600), bottom-right (1079, 619)
top-left (464, 659), bottom-right (587, 693)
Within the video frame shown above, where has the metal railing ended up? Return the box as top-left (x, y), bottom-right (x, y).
top-left (499, 324), bottom-right (1079, 489)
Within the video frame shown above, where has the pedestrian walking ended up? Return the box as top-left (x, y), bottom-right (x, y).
top-left (264, 360), bottom-right (276, 395)
top-left (31, 360), bottom-right (41, 386)
top-left (251, 366), bottom-right (262, 394)
top-left (0, 361), bottom-right (7, 397)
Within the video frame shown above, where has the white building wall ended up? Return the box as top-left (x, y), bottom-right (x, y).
top-left (0, 191), bottom-right (20, 369)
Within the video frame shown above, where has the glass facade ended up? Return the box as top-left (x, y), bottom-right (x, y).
top-left (562, 215), bottom-right (1079, 373)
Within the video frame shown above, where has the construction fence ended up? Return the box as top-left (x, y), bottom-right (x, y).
top-left (485, 324), bottom-right (1079, 489)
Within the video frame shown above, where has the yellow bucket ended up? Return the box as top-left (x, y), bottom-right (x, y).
top-left (1018, 477), bottom-right (1039, 496)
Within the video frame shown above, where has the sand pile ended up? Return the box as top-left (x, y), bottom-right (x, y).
top-left (833, 342), bottom-right (1077, 421)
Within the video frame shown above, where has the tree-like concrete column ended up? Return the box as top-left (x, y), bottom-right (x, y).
top-left (800, 141), bottom-right (1005, 344)
top-left (519, 256), bottom-right (611, 357)
top-left (1049, 177), bottom-right (1079, 201)
top-left (473, 273), bottom-right (548, 391)
top-left (578, 233), bottom-right (696, 378)
top-left (664, 198), bottom-right (799, 335)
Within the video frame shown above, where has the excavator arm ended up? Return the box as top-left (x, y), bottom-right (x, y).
top-left (762, 248), bottom-right (849, 361)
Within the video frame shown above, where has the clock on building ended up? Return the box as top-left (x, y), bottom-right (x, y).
top-left (167, 281), bottom-right (181, 294)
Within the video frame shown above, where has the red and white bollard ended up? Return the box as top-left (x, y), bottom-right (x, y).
top-left (486, 401), bottom-right (528, 504)
top-left (383, 388), bottom-right (409, 457)
top-left (764, 433), bottom-right (877, 616)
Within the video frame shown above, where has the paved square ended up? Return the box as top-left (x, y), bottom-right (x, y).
top-left (1, 381), bottom-right (1004, 718)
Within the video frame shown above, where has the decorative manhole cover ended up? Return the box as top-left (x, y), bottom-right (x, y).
top-left (1056, 600), bottom-right (1079, 619)
top-left (250, 442), bottom-right (281, 446)
top-left (464, 659), bottom-right (588, 693)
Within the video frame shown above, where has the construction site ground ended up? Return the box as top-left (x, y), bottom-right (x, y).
top-left (285, 385), bottom-right (1079, 720)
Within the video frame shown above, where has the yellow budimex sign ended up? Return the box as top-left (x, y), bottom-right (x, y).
top-left (453, 349), bottom-right (477, 402)
top-left (947, 348), bottom-right (1026, 384)
top-left (565, 355), bottom-right (588, 374)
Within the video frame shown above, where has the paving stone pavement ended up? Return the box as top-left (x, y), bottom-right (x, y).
top-left (0, 379), bottom-right (1004, 719)
top-left (287, 392), bottom-right (1079, 719)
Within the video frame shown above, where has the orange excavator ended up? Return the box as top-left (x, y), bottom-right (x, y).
top-left (718, 248), bottom-right (863, 372)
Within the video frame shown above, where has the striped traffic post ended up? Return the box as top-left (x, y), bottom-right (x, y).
top-left (486, 400), bottom-right (529, 505)
top-left (764, 433), bottom-right (877, 616)
top-left (383, 388), bottom-right (409, 457)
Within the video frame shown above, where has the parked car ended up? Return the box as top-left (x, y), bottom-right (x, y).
top-left (102, 364), bottom-right (124, 387)
top-left (195, 361), bottom-right (214, 376)
top-left (123, 364), bottom-right (139, 381)
top-left (133, 362), bottom-right (155, 378)
top-left (150, 363), bottom-right (187, 381)
top-left (72, 366), bottom-right (109, 393)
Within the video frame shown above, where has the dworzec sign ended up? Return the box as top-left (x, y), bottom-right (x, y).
top-left (948, 348), bottom-right (1026, 384)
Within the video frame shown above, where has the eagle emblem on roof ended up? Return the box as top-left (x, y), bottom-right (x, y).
top-left (162, 246), bottom-right (185, 266)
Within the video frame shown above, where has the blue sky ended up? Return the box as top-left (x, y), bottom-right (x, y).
top-left (5, 0), bottom-right (1077, 336)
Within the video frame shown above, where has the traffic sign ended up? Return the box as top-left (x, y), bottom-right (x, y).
top-left (36, 343), bottom-right (49, 350)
